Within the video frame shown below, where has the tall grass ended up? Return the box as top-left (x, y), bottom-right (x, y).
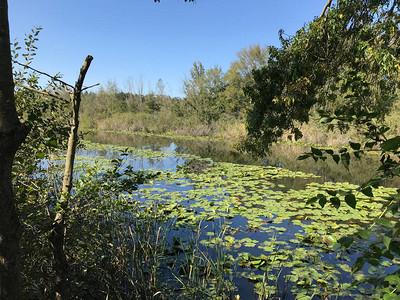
top-left (168, 222), bottom-right (236, 299)
top-left (85, 111), bottom-right (247, 139)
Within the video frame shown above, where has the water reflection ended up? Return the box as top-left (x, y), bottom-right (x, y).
top-left (85, 132), bottom-right (397, 186)
top-left (81, 131), bottom-right (395, 298)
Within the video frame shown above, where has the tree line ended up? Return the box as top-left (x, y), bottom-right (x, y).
top-left (80, 44), bottom-right (269, 136)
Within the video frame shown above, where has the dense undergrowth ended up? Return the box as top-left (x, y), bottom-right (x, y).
top-left (16, 148), bottom-right (239, 299)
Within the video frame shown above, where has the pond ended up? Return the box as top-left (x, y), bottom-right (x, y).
top-left (79, 131), bottom-right (398, 299)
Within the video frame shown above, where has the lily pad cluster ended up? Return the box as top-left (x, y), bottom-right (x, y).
top-left (78, 142), bottom-right (398, 298)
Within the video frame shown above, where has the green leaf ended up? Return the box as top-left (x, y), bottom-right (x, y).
top-left (47, 139), bottom-right (58, 147)
top-left (332, 243), bottom-right (341, 251)
top-left (297, 154), bottom-right (310, 160)
top-left (338, 236), bottom-right (354, 249)
top-left (327, 190), bottom-right (337, 196)
top-left (306, 197), bottom-right (318, 205)
top-left (353, 151), bottom-right (362, 159)
top-left (320, 117), bottom-right (332, 124)
top-left (332, 154), bottom-right (340, 164)
top-left (311, 147), bottom-right (323, 156)
top-left (318, 196), bottom-right (327, 208)
top-left (330, 197), bottom-right (340, 208)
top-left (383, 294), bottom-right (400, 300)
top-left (385, 275), bottom-right (400, 284)
top-left (341, 152), bottom-right (350, 170)
top-left (349, 142), bottom-right (361, 150)
top-left (365, 141), bottom-right (376, 149)
top-left (345, 194), bottom-right (356, 209)
top-left (381, 136), bottom-right (400, 152)
top-left (325, 149), bottom-right (334, 155)
top-left (361, 186), bottom-right (374, 197)
top-left (357, 229), bottom-right (371, 239)
top-left (36, 152), bottom-right (45, 159)
top-left (374, 218), bottom-right (391, 227)
top-left (352, 257), bottom-right (365, 273)
top-left (383, 236), bottom-right (391, 249)
top-left (367, 259), bottom-right (379, 266)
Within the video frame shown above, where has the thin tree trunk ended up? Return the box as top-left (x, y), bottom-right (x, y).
top-left (0, 0), bottom-right (29, 298)
top-left (49, 55), bottom-right (93, 300)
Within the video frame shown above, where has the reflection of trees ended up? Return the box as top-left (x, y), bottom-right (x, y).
top-left (174, 140), bottom-right (262, 165)
top-left (266, 145), bottom-right (400, 186)
top-left (85, 132), bottom-right (399, 187)
top-left (86, 132), bottom-right (173, 149)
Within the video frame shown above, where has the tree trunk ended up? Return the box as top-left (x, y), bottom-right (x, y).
top-left (0, 0), bottom-right (29, 298)
top-left (49, 55), bottom-right (93, 300)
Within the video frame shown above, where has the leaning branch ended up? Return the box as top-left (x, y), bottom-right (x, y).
top-left (12, 59), bottom-right (74, 90)
top-left (49, 55), bottom-right (93, 300)
top-left (14, 81), bottom-right (68, 103)
top-left (81, 82), bottom-right (100, 91)
top-left (320, 0), bottom-right (333, 19)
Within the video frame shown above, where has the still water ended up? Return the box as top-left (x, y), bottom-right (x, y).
top-left (81, 132), bottom-right (397, 299)
top-left (85, 131), bottom-right (389, 186)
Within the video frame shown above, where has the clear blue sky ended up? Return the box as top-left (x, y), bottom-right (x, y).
top-left (8, 0), bottom-right (327, 97)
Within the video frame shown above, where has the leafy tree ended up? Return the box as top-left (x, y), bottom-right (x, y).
top-left (82, 81), bottom-right (126, 120)
top-left (183, 62), bottom-right (227, 126)
top-left (243, 0), bottom-right (400, 156)
top-left (243, 0), bottom-right (400, 297)
top-left (224, 44), bottom-right (269, 117)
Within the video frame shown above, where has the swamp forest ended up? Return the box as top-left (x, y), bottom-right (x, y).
top-left (1, 0), bottom-right (400, 299)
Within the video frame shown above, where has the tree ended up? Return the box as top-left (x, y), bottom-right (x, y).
top-left (224, 44), bottom-right (269, 118)
top-left (243, 0), bottom-right (400, 156)
top-left (0, 1), bottom-right (29, 298)
top-left (243, 0), bottom-right (400, 296)
top-left (183, 61), bottom-right (227, 125)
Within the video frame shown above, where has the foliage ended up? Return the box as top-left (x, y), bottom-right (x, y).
top-left (64, 153), bottom-right (166, 299)
top-left (183, 62), bottom-right (227, 126)
top-left (82, 138), bottom-right (400, 298)
top-left (11, 29), bottom-right (73, 295)
top-left (299, 109), bottom-right (400, 298)
top-left (240, 0), bottom-right (400, 298)
top-left (12, 27), bottom-right (70, 161)
top-left (79, 44), bottom-right (270, 137)
top-left (243, 0), bottom-right (400, 156)
top-left (223, 44), bottom-right (269, 118)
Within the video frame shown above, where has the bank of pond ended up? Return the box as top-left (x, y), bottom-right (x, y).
top-left (75, 131), bottom-right (399, 299)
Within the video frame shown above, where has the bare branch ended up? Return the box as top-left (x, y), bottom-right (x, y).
top-left (12, 60), bottom-right (74, 89)
top-left (81, 82), bottom-right (100, 91)
top-left (320, 0), bottom-right (333, 19)
top-left (50, 55), bottom-right (93, 300)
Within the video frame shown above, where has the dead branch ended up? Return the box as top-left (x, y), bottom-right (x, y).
top-left (81, 82), bottom-right (100, 91)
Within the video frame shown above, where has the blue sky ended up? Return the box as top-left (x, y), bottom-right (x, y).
top-left (9, 0), bottom-right (327, 97)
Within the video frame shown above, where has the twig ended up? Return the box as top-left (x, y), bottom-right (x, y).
top-left (12, 59), bottom-right (74, 89)
top-left (14, 81), bottom-right (69, 103)
top-left (81, 83), bottom-right (100, 91)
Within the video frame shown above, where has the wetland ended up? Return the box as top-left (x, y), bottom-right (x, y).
top-left (79, 131), bottom-right (399, 299)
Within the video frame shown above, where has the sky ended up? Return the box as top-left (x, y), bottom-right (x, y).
top-left (8, 0), bottom-right (327, 97)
